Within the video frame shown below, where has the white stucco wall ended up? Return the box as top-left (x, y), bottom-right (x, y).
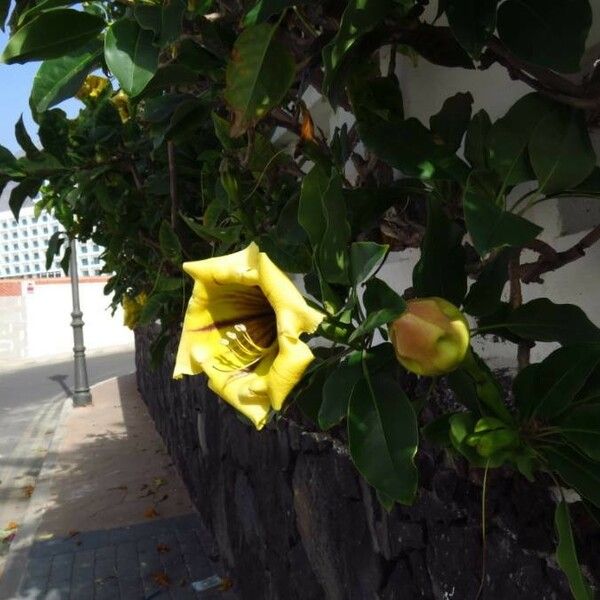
top-left (0, 280), bottom-right (133, 366)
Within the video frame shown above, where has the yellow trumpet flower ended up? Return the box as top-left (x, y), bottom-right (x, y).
top-left (174, 243), bottom-right (324, 429)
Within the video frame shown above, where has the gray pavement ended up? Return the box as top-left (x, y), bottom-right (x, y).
top-left (16, 514), bottom-right (229, 600)
top-left (0, 351), bottom-right (135, 571)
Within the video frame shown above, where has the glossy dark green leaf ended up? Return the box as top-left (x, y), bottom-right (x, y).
top-left (255, 234), bottom-right (311, 273)
top-left (322, 0), bottom-right (392, 95)
top-left (413, 196), bottom-right (466, 306)
top-left (422, 412), bottom-right (457, 447)
top-left (319, 355), bottom-right (363, 430)
top-left (350, 278), bottom-right (406, 342)
top-left (159, 221), bottom-right (182, 264)
top-left (463, 248), bottom-right (510, 317)
top-left (448, 412), bottom-right (488, 466)
top-left (429, 92), bottom-right (473, 152)
top-left (104, 18), bottom-right (160, 97)
top-left (348, 366), bottom-right (418, 504)
top-left (446, 0), bottom-right (497, 58)
top-left (295, 363), bottom-right (332, 425)
top-left (554, 501), bottom-right (593, 600)
top-left (15, 116), bottom-right (39, 158)
top-left (406, 24), bottom-right (474, 69)
top-left (30, 40), bottom-right (102, 112)
top-left (9, 178), bottom-right (42, 220)
top-left (181, 214), bottom-right (240, 244)
top-left (464, 109), bottom-right (491, 169)
top-left (497, 0), bottom-right (592, 73)
top-left (514, 344), bottom-right (600, 420)
top-left (544, 445), bottom-right (600, 508)
top-left (507, 299), bottom-right (600, 344)
top-left (1, 9), bottom-right (105, 64)
top-left (559, 405), bottom-right (600, 462)
top-left (0, 144), bottom-right (22, 177)
top-left (487, 93), bottom-right (555, 187)
top-left (350, 242), bottom-right (388, 286)
top-left (463, 170), bottom-right (542, 255)
top-left (529, 106), bottom-right (595, 195)
top-left (45, 230), bottom-right (65, 270)
top-left (571, 166), bottom-right (600, 195)
top-left (224, 23), bottom-right (295, 136)
top-left (38, 109), bottom-right (70, 162)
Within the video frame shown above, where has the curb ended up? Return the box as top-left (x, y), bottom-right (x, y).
top-left (0, 390), bottom-right (73, 600)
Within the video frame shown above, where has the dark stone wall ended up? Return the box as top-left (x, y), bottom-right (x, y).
top-left (134, 326), bottom-right (599, 600)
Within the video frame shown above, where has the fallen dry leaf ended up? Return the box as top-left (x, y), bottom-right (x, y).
top-left (153, 477), bottom-right (166, 488)
top-left (151, 571), bottom-right (170, 588)
top-left (22, 485), bottom-right (34, 498)
top-left (156, 543), bottom-right (170, 554)
top-left (2, 532), bottom-right (16, 544)
top-left (220, 577), bottom-right (233, 591)
top-left (5, 521), bottom-right (18, 531)
top-left (144, 507), bottom-right (159, 519)
top-left (67, 530), bottom-right (80, 539)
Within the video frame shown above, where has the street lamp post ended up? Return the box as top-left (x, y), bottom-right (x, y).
top-left (69, 238), bottom-right (92, 406)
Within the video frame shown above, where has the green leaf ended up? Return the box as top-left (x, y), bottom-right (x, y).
top-left (559, 405), bottom-right (600, 462)
top-left (319, 355), bottom-right (363, 430)
top-left (413, 196), bottom-right (466, 306)
top-left (243, 0), bottom-right (303, 25)
top-left (224, 23), bottom-right (295, 136)
top-left (497, 0), bottom-right (592, 73)
top-left (138, 293), bottom-right (170, 326)
top-left (159, 221), bottom-right (182, 264)
top-left (514, 344), bottom-right (600, 420)
top-left (507, 299), bottom-right (600, 345)
top-left (529, 106), bottom-right (595, 195)
top-left (429, 92), bottom-right (473, 152)
top-left (322, 0), bottom-right (392, 95)
top-left (446, 0), bottom-right (497, 58)
top-left (255, 234), bottom-right (311, 273)
top-left (460, 348), bottom-right (513, 422)
top-left (348, 363), bottom-right (418, 504)
top-left (295, 363), bottom-right (331, 425)
top-left (0, 144), bottom-right (22, 177)
top-left (1, 9), bottom-right (105, 64)
top-left (350, 242), bottom-right (389, 286)
top-left (448, 412), bottom-right (488, 466)
top-left (181, 214), bottom-right (241, 245)
top-left (464, 170), bottom-right (541, 255)
top-left (15, 116), bottom-right (39, 158)
top-left (45, 230), bottom-right (65, 270)
top-left (544, 445), bottom-right (600, 508)
top-left (9, 179), bottom-right (42, 220)
top-left (104, 18), bottom-right (160, 97)
top-left (30, 40), bottom-right (102, 112)
top-left (487, 93), bottom-right (555, 187)
top-left (318, 171), bottom-right (350, 285)
top-left (422, 412), bottom-right (457, 447)
top-left (463, 248), bottom-right (510, 317)
top-left (554, 501), bottom-right (593, 600)
top-left (349, 278), bottom-right (406, 342)
top-left (464, 109), bottom-right (491, 169)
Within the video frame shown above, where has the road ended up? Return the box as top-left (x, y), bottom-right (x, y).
top-left (0, 350), bottom-right (135, 565)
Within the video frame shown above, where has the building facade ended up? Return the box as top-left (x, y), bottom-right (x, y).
top-left (0, 195), bottom-right (103, 280)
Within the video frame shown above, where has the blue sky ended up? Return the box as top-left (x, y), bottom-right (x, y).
top-left (0, 29), bottom-right (78, 154)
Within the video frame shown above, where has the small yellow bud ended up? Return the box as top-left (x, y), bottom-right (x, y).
top-left (110, 90), bottom-right (130, 123)
top-left (389, 297), bottom-right (470, 376)
top-left (76, 75), bottom-right (110, 101)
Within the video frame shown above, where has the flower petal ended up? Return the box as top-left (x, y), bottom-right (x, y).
top-left (267, 334), bottom-right (316, 410)
top-left (257, 251), bottom-right (324, 337)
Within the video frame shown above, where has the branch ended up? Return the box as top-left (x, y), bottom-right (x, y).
top-left (508, 250), bottom-right (531, 369)
top-left (520, 225), bottom-right (600, 283)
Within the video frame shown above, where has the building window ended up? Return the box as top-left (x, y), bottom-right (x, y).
top-left (32, 227), bottom-right (37, 235)
top-left (15, 266), bottom-right (20, 273)
top-left (81, 246), bottom-right (88, 254)
top-left (43, 227), bottom-right (49, 234)
top-left (12, 232), bottom-right (17, 238)
top-left (82, 258), bottom-right (89, 266)
top-left (34, 252), bottom-right (39, 259)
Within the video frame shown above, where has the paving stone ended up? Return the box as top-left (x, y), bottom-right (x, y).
top-left (15, 514), bottom-right (230, 600)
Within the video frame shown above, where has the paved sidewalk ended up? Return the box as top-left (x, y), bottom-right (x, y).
top-left (0, 374), bottom-right (235, 599)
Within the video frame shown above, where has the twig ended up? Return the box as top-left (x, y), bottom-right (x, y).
top-left (167, 141), bottom-right (178, 230)
top-left (520, 225), bottom-right (600, 284)
top-left (509, 250), bottom-right (531, 369)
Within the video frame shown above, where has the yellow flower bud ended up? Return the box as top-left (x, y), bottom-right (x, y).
top-left (389, 297), bottom-right (470, 376)
top-left (76, 75), bottom-right (110, 101)
top-left (110, 90), bottom-right (130, 123)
